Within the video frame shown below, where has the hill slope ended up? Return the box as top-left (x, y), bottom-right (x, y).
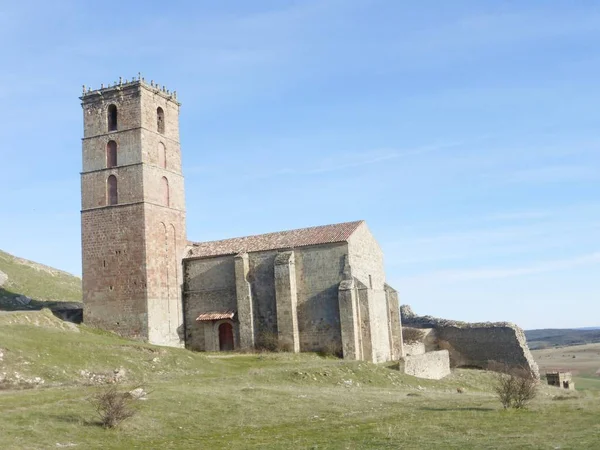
top-left (1, 310), bottom-right (599, 449)
top-left (525, 328), bottom-right (600, 349)
top-left (0, 249), bottom-right (81, 309)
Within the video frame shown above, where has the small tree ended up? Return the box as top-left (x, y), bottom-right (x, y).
top-left (493, 365), bottom-right (537, 409)
top-left (89, 386), bottom-right (137, 428)
top-left (402, 327), bottom-right (425, 344)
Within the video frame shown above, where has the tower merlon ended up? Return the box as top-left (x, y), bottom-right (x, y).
top-left (81, 77), bottom-right (180, 105)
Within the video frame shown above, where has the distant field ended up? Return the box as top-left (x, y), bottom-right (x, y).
top-left (531, 342), bottom-right (600, 392)
top-left (525, 328), bottom-right (600, 349)
top-left (1, 310), bottom-right (600, 449)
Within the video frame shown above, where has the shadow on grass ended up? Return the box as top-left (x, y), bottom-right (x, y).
top-left (0, 287), bottom-right (82, 322)
top-left (47, 413), bottom-right (103, 427)
top-left (419, 407), bottom-right (495, 412)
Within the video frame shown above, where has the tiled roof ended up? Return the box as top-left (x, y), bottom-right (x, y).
top-left (196, 310), bottom-right (236, 321)
top-left (186, 220), bottom-right (364, 259)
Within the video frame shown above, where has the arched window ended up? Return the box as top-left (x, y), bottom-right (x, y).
top-left (161, 176), bottom-right (169, 207)
top-left (106, 141), bottom-right (117, 168)
top-left (157, 107), bottom-right (165, 134)
top-left (107, 175), bottom-right (118, 205)
top-left (107, 104), bottom-right (118, 131)
top-left (158, 142), bottom-right (167, 169)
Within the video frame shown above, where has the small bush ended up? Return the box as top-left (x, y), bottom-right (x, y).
top-left (255, 331), bottom-right (293, 352)
top-left (317, 342), bottom-right (343, 358)
top-left (255, 331), bottom-right (280, 352)
top-left (493, 365), bottom-right (537, 409)
top-left (402, 327), bottom-right (425, 344)
top-left (89, 386), bottom-right (138, 428)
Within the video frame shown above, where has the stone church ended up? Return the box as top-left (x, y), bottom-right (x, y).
top-left (80, 77), bottom-right (403, 363)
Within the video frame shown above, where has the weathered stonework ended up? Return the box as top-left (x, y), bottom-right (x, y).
top-left (274, 251), bottom-right (300, 353)
top-left (398, 350), bottom-right (451, 380)
top-left (338, 279), bottom-right (361, 360)
top-left (401, 306), bottom-right (540, 378)
top-left (80, 79), bottom-right (402, 361)
top-left (234, 253), bottom-right (254, 350)
top-left (81, 80), bottom-right (185, 346)
top-left (183, 224), bottom-right (403, 363)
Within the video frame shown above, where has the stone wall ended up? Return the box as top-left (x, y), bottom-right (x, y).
top-left (401, 305), bottom-right (539, 378)
top-left (183, 256), bottom-right (237, 351)
top-left (294, 244), bottom-right (347, 353)
top-left (384, 285), bottom-right (403, 360)
top-left (398, 350), bottom-right (451, 380)
top-left (182, 242), bottom-right (348, 353)
top-left (82, 204), bottom-right (149, 338)
top-left (436, 326), bottom-right (539, 378)
top-left (347, 223), bottom-right (391, 363)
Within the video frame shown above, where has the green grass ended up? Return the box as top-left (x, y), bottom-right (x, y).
top-left (0, 249), bottom-right (81, 304)
top-left (1, 310), bottom-right (599, 449)
top-left (574, 376), bottom-right (600, 391)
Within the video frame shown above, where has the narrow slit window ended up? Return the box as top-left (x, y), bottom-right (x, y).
top-left (106, 140), bottom-right (117, 168)
top-left (157, 107), bottom-right (165, 134)
top-left (107, 175), bottom-right (118, 205)
top-left (107, 104), bottom-right (118, 131)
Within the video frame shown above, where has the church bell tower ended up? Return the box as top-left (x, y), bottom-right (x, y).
top-left (80, 77), bottom-right (186, 346)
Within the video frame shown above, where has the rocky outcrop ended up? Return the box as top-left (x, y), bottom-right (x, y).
top-left (401, 305), bottom-right (539, 379)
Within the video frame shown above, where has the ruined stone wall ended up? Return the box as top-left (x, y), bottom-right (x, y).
top-left (435, 325), bottom-right (539, 378)
top-left (399, 350), bottom-right (451, 380)
top-left (401, 306), bottom-right (539, 378)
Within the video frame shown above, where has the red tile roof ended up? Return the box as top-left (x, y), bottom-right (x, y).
top-left (186, 220), bottom-right (363, 259)
top-left (196, 310), bottom-right (236, 321)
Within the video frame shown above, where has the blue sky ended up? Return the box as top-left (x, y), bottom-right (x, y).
top-left (1, 1), bottom-right (598, 329)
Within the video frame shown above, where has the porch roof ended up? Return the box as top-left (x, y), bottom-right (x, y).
top-left (195, 310), bottom-right (236, 321)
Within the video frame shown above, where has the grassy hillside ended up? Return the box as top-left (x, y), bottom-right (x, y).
top-left (0, 249), bottom-right (81, 308)
top-left (1, 310), bottom-right (599, 449)
top-left (525, 328), bottom-right (600, 349)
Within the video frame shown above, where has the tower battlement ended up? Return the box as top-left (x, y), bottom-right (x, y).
top-left (81, 74), bottom-right (179, 105)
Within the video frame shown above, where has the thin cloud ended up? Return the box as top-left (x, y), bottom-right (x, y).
top-left (436, 253), bottom-right (600, 281)
top-left (505, 165), bottom-right (598, 184)
top-left (254, 140), bottom-right (466, 178)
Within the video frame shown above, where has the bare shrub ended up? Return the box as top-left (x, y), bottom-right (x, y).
top-left (402, 327), bottom-right (425, 344)
top-left (278, 338), bottom-right (293, 353)
top-left (255, 331), bottom-right (279, 352)
top-left (493, 365), bottom-right (537, 409)
top-left (89, 386), bottom-right (138, 428)
top-left (255, 331), bottom-right (293, 352)
top-left (318, 342), bottom-right (342, 358)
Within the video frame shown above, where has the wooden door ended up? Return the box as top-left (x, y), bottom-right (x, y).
top-left (219, 322), bottom-right (234, 351)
